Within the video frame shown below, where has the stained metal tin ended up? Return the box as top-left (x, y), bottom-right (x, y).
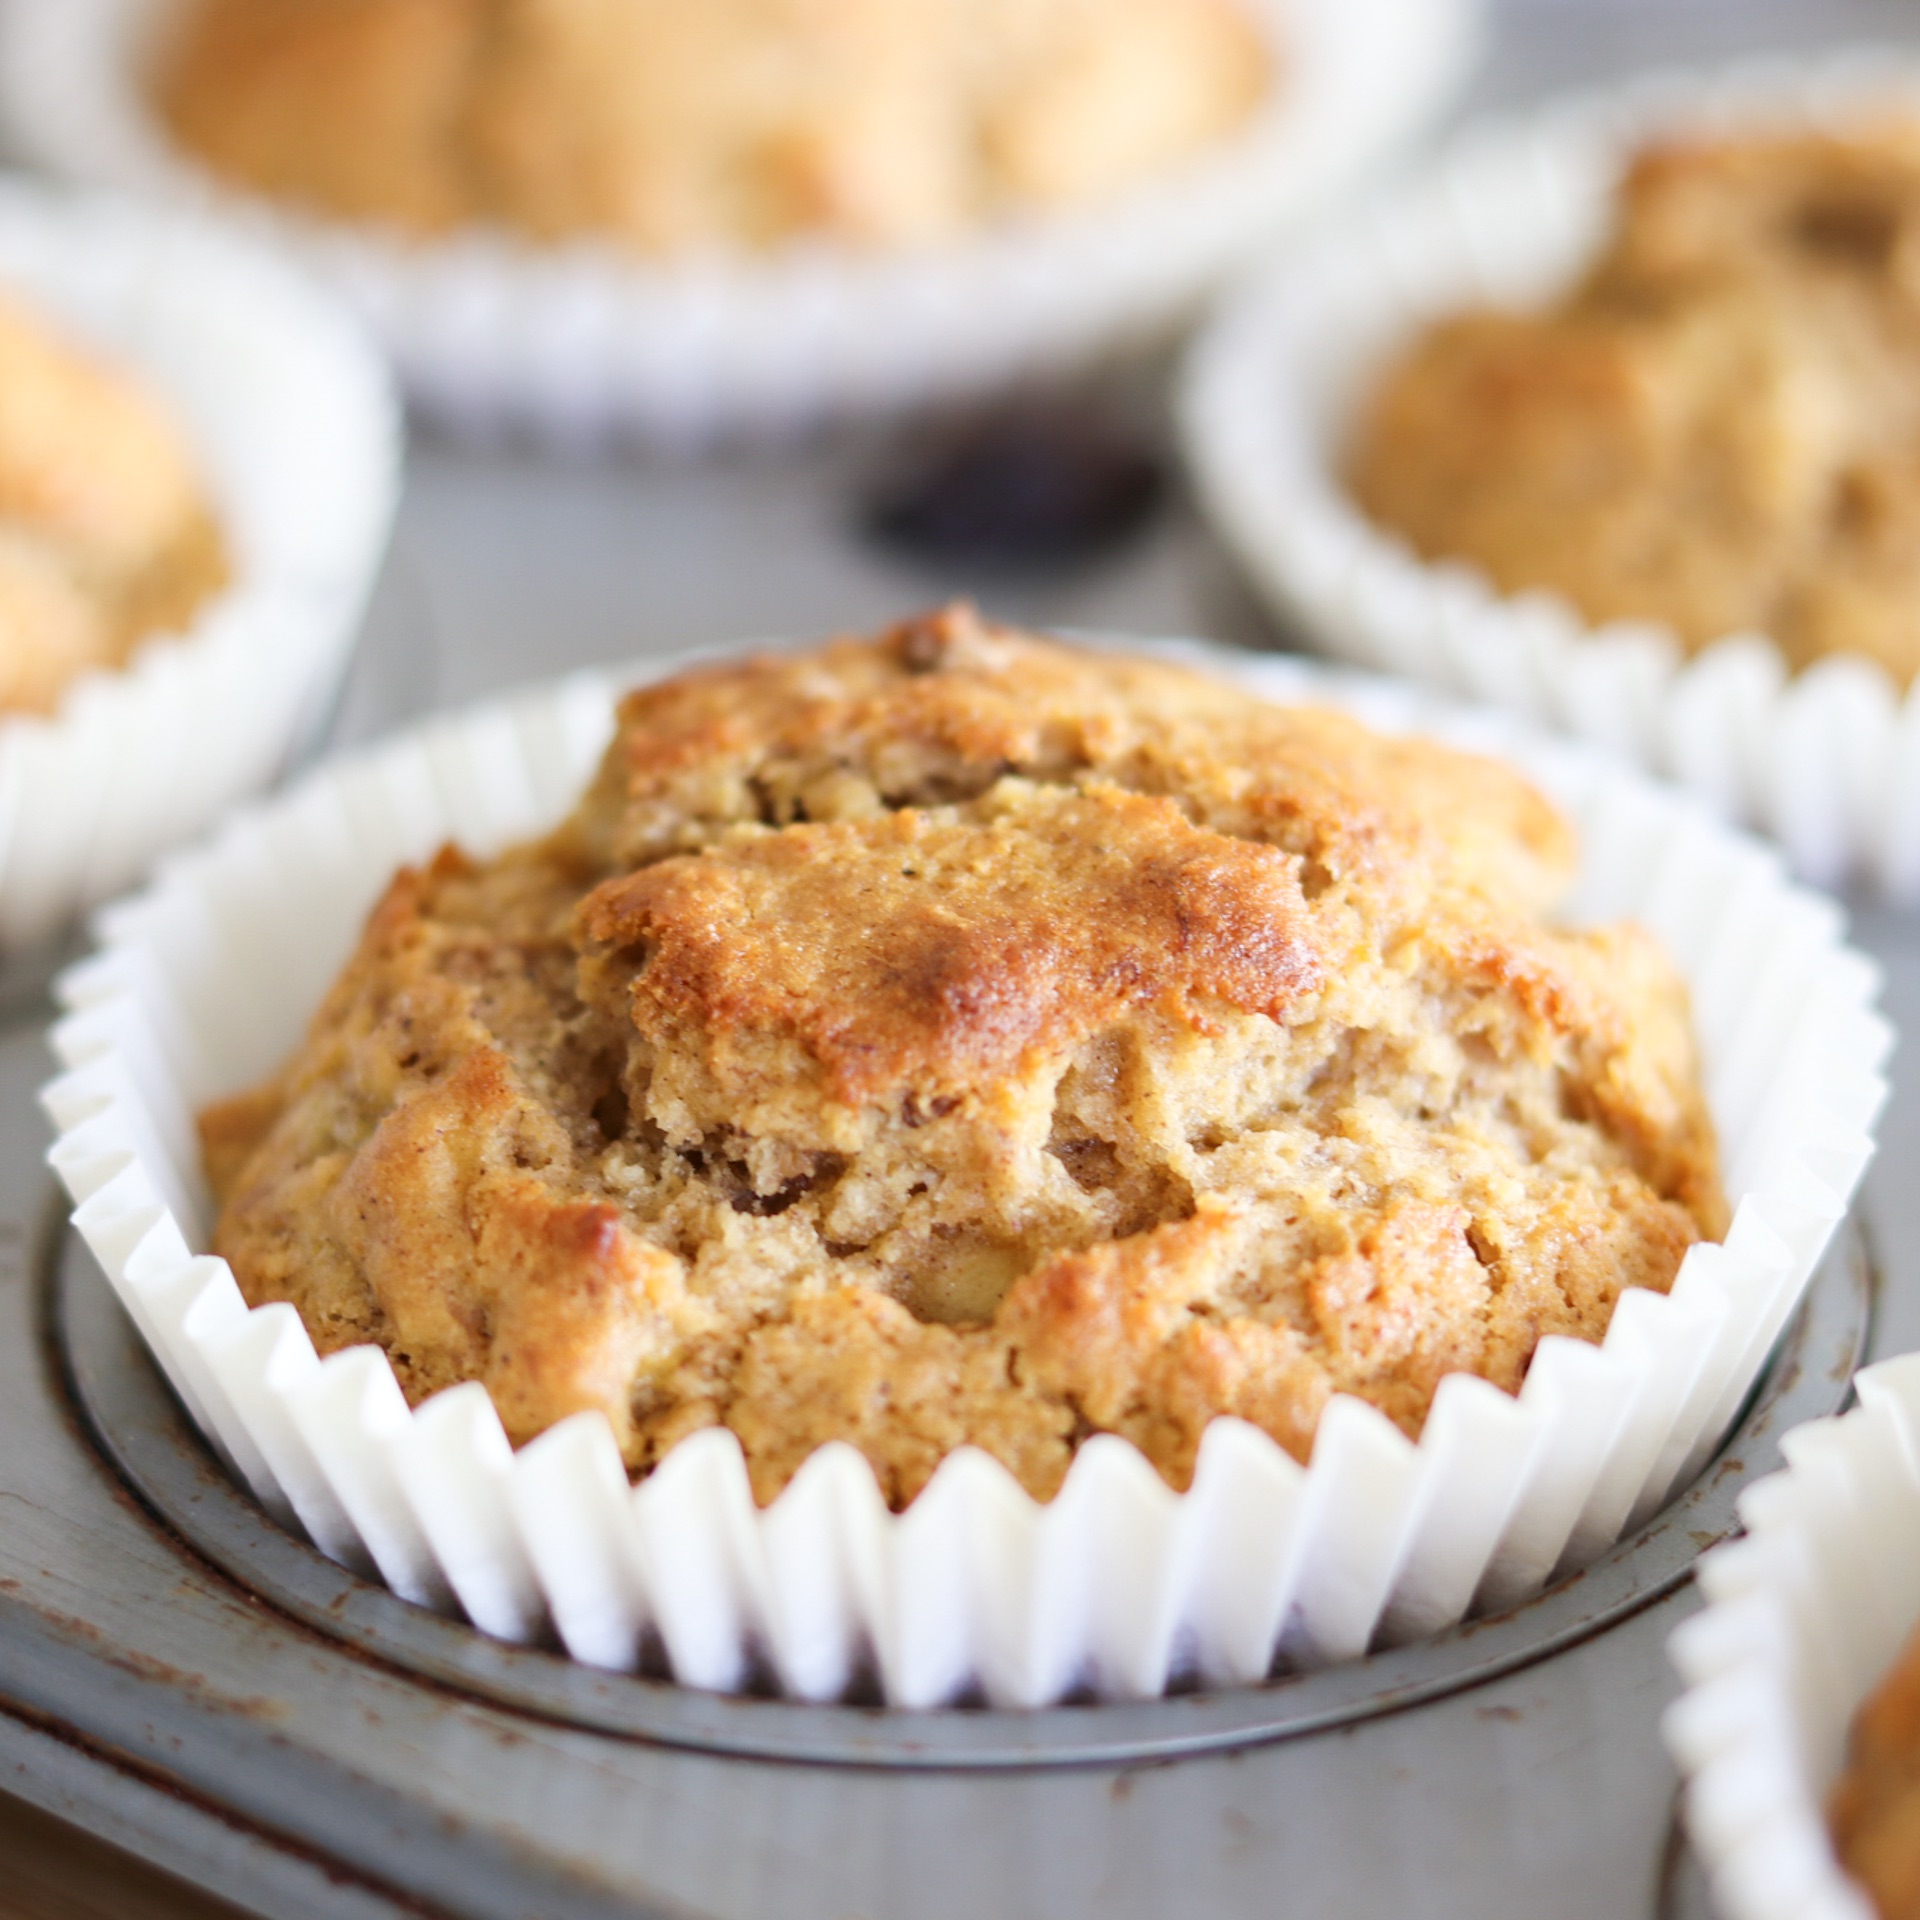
top-left (4, 11), bottom-right (1920, 1913)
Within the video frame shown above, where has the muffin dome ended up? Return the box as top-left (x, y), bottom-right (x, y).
top-left (201, 609), bottom-right (1724, 1507)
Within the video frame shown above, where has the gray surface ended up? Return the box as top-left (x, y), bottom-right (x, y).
top-left (0, 1708), bottom-right (402, 1920)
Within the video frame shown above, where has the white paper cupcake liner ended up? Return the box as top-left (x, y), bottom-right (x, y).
top-left (0, 0), bottom-right (1476, 448)
top-left (40, 641), bottom-right (1889, 1709)
top-left (0, 177), bottom-right (400, 950)
top-left (1180, 46), bottom-right (1920, 900)
top-left (1664, 1355), bottom-right (1920, 1920)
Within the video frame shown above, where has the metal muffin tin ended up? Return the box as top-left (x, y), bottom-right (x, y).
top-left (6, 7), bottom-right (1920, 1913)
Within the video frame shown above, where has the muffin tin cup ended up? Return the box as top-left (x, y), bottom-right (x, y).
top-left (0, 179), bottom-right (399, 952)
top-left (0, 0), bottom-right (1475, 447)
top-left (40, 642), bottom-right (1889, 1709)
top-left (1180, 46), bottom-right (1920, 902)
top-left (1663, 1355), bottom-right (1920, 1920)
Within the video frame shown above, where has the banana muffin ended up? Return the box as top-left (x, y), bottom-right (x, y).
top-left (1831, 1616), bottom-right (1920, 1916)
top-left (1348, 125), bottom-right (1920, 684)
top-left (200, 608), bottom-right (1725, 1507)
top-left (0, 290), bottom-right (225, 715)
top-left (155, 0), bottom-right (1272, 253)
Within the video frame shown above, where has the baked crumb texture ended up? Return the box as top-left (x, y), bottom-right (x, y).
top-left (201, 609), bottom-right (1726, 1509)
top-left (1349, 125), bottom-right (1920, 685)
top-left (156, 0), bottom-right (1270, 251)
top-left (1833, 1614), bottom-right (1920, 1918)
top-left (0, 291), bottom-right (225, 715)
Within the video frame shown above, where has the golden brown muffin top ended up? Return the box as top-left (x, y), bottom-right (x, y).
top-left (1348, 125), bottom-right (1920, 683)
top-left (581, 786), bottom-right (1328, 1104)
top-left (0, 292), bottom-right (226, 715)
top-left (202, 608), bottom-right (1724, 1507)
top-left (156, 0), bottom-right (1272, 251)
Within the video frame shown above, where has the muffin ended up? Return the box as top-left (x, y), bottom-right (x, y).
top-left (1833, 1618), bottom-right (1920, 1917)
top-left (155, 0), bottom-right (1272, 252)
top-left (1668, 1359), bottom-right (1920, 1920)
top-left (1347, 126), bottom-right (1920, 684)
top-left (0, 288), bottom-right (225, 714)
top-left (197, 608), bottom-right (1725, 1512)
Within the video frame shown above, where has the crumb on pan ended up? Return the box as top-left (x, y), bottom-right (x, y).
top-left (201, 606), bottom-right (1725, 1507)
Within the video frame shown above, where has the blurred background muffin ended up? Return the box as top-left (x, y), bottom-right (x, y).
top-left (0, 182), bottom-right (399, 957)
top-left (0, 287), bottom-right (224, 715)
top-left (1, 0), bottom-right (1467, 442)
top-left (1832, 1618), bottom-right (1920, 1920)
top-left (1348, 125), bottom-right (1920, 685)
top-left (156, 0), bottom-right (1271, 250)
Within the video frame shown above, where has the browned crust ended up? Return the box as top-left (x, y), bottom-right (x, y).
top-left (578, 784), bottom-right (1326, 1108)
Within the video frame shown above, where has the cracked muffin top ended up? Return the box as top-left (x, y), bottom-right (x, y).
top-left (200, 608), bottom-right (1725, 1507)
top-left (1348, 125), bottom-right (1920, 684)
top-left (155, 0), bottom-right (1272, 253)
top-left (0, 290), bottom-right (226, 715)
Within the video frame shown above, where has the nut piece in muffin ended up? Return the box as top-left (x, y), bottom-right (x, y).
top-left (200, 607), bottom-right (1725, 1509)
top-left (1831, 1614), bottom-right (1920, 1917)
top-left (1349, 125), bottom-right (1920, 684)
top-left (0, 290), bottom-right (226, 714)
top-left (155, 0), bottom-right (1272, 251)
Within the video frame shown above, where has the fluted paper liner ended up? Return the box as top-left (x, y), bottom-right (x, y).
top-left (1664, 1357), bottom-right (1920, 1920)
top-left (0, 178), bottom-right (399, 948)
top-left (43, 644), bottom-right (1888, 1708)
top-left (1181, 46), bottom-right (1920, 899)
top-left (0, 0), bottom-right (1475, 446)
